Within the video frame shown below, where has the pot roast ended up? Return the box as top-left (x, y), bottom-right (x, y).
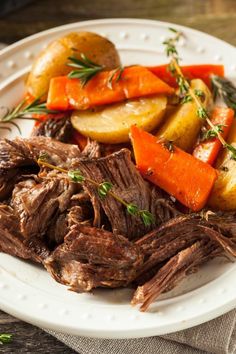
top-left (0, 135), bottom-right (236, 311)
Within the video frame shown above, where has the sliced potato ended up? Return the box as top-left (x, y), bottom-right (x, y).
top-left (71, 95), bottom-right (167, 144)
top-left (208, 120), bottom-right (236, 210)
top-left (156, 79), bottom-right (212, 152)
top-left (27, 32), bottom-right (121, 98)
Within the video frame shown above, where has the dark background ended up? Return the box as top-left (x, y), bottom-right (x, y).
top-left (0, 0), bottom-right (236, 46)
top-left (0, 0), bottom-right (236, 353)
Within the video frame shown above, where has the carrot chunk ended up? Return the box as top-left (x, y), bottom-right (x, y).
top-left (193, 107), bottom-right (234, 165)
top-left (47, 66), bottom-right (174, 110)
top-left (148, 64), bottom-right (224, 88)
top-left (130, 125), bottom-right (218, 211)
top-left (47, 76), bottom-right (70, 110)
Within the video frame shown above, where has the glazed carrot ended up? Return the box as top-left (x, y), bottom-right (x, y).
top-left (193, 107), bottom-right (234, 165)
top-left (47, 66), bottom-right (174, 110)
top-left (130, 125), bottom-right (218, 211)
top-left (66, 70), bottom-right (124, 109)
top-left (47, 76), bottom-right (70, 110)
top-left (118, 66), bottom-right (174, 98)
top-left (148, 64), bottom-right (224, 88)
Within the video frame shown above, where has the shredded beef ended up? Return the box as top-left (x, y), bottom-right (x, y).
top-left (0, 136), bottom-right (80, 171)
top-left (0, 204), bottom-right (49, 262)
top-left (0, 136), bottom-right (81, 201)
top-left (31, 116), bottom-right (73, 143)
top-left (81, 139), bottom-right (101, 159)
top-left (1, 134), bottom-right (236, 312)
top-left (134, 213), bottom-right (236, 284)
top-left (132, 240), bottom-right (220, 311)
top-left (44, 224), bottom-right (144, 291)
top-left (78, 148), bottom-right (178, 239)
top-left (11, 173), bottom-right (77, 239)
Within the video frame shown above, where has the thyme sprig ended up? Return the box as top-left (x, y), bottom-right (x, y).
top-left (201, 124), bottom-right (225, 141)
top-left (0, 97), bottom-right (60, 134)
top-left (0, 333), bottom-right (12, 345)
top-left (163, 28), bottom-right (236, 160)
top-left (67, 54), bottom-right (104, 85)
top-left (37, 157), bottom-right (155, 227)
top-left (211, 74), bottom-right (236, 112)
top-left (163, 28), bottom-right (183, 63)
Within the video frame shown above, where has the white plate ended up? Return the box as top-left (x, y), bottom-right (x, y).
top-left (0, 18), bottom-right (236, 339)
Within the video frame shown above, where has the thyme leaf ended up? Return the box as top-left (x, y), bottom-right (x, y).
top-left (197, 107), bottom-right (208, 120)
top-left (126, 203), bottom-right (139, 216)
top-left (68, 170), bottom-right (85, 183)
top-left (127, 204), bottom-right (155, 226)
top-left (98, 182), bottom-right (113, 199)
top-left (201, 124), bottom-right (225, 141)
top-left (224, 143), bottom-right (236, 161)
top-left (0, 334), bottom-right (12, 345)
top-left (181, 94), bottom-right (192, 104)
top-left (194, 89), bottom-right (205, 100)
top-left (139, 210), bottom-right (155, 227)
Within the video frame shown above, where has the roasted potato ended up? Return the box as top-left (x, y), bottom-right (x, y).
top-left (26, 32), bottom-right (121, 98)
top-left (156, 79), bottom-right (212, 152)
top-left (208, 120), bottom-right (236, 210)
top-left (71, 95), bottom-right (167, 144)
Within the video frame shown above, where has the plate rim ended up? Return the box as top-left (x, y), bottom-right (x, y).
top-left (0, 18), bottom-right (235, 59)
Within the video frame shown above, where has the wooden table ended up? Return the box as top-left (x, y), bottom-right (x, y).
top-left (0, 0), bottom-right (235, 352)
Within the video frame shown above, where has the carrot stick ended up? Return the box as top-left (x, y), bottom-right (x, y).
top-left (148, 64), bottom-right (224, 88)
top-left (47, 66), bottom-right (174, 110)
top-left (193, 107), bottom-right (234, 165)
top-left (47, 76), bottom-right (70, 110)
top-left (130, 125), bottom-right (218, 211)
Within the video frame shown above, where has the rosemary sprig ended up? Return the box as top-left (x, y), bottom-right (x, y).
top-left (37, 157), bottom-right (155, 227)
top-left (163, 140), bottom-right (175, 152)
top-left (163, 28), bottom-right (236, 160)
top-left (211, 74), bottom-right (236, 112)
top-left (67, 54), bottom-right (104, 85)
top-left (107, 66), bottom-right (124, 89)
top-left (0, 97), bottom-right (60, 134)
top-left (0, 333), bottom-right (12, 345)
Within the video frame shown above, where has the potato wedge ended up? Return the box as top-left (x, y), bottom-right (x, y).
top-left (156, 79), bottom-right (212, 152)
top-left (208, 119), bottom-right (236, 210)
top-left (27, 32), bottom-right (121, 98)
top-left (71, 95), bottom-right (167, 144)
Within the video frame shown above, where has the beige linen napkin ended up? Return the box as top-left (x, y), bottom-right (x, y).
top-left (45, 309), bottom-right (236, 354)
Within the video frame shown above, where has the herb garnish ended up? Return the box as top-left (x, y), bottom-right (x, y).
top-left (201, 124), bottom-right (225, 141)
top-left (163, 140), bottom-right (175, 152)
top-left (67, 54), bottom-right (104, 85)
top-left (37, 157), bottom-right (155, 227)
top-left (67, 54), bottom-right (124, 88)
top-left (181, 94), bottom-right (192, 104)
top-left (107, 66), bottom-right (124, 89)
top-left (163, 28), bottom-right (236, 160)
top-left (211, 74), bottom-right (236, 112)
top-left (0, 97), bottom-right (60, 134)
top-left (0, 333), bottom-right (12, 345)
